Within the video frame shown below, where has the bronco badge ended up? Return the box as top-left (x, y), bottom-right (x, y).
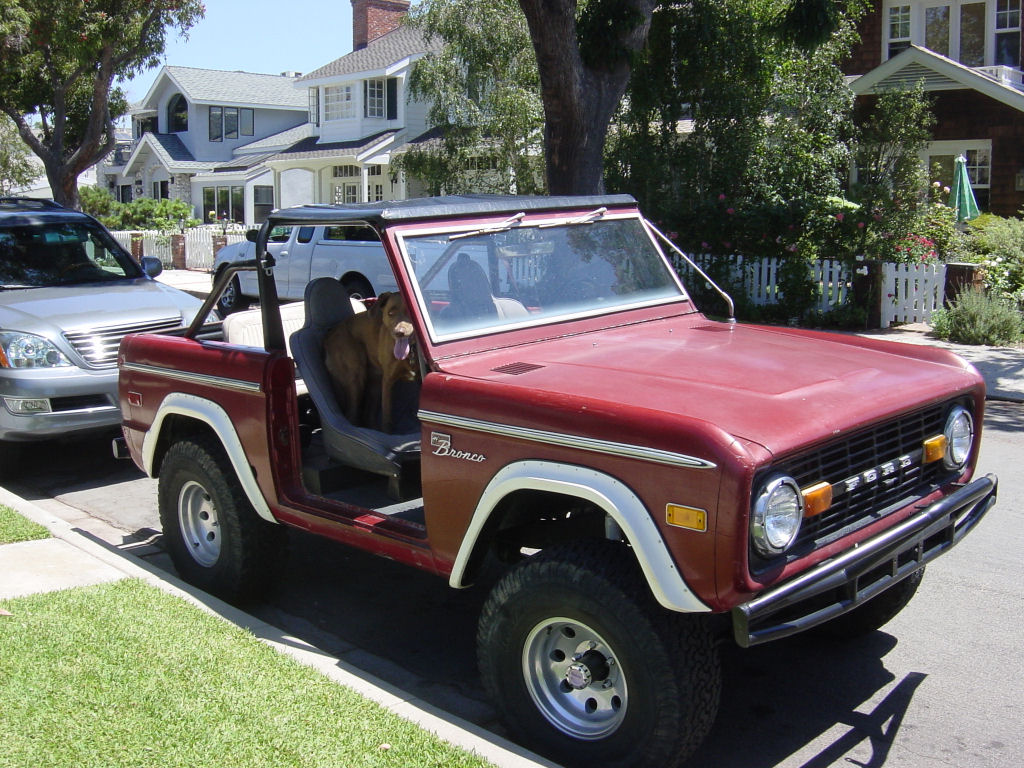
top-left (430, 432), bottom-right (487, 462)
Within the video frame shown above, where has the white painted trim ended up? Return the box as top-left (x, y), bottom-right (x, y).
top-left (143, 392), bottom-right (277, 524)
top-left (449, 460), bottom-right (711, 613)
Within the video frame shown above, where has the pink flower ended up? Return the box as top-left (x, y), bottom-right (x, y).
top-left (701, 241), bottom-right (709, 250)
top-left (857, 221), bottom-right (865, 229)
top-left (718, 193), bottom-right (726, 201)
top-left (786, 244), bottom-right (798, 252)
top-left (722, 241), bottom-right (732, 249)
top-left (835, 213), bottom-right (844, 222)
top-left (668, 231), bottom-right (678, 240)
top-left (726, 207), bottom-right (735, 215)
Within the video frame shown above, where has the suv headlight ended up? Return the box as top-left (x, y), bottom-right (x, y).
top-left (0, 332), bottom-right (73, 368)
top-left (943, 405), bottom-right (974, 470)
top-left (752, 474), bottom-right (803, 557)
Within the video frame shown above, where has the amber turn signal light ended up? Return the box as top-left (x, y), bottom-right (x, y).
top-left (802, 481), bottom-right (833, 517)
top-left (923, 435), bottom-right (948, 464)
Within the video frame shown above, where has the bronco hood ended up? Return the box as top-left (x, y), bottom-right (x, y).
top-left (440, 316), bottom-right (981, 458)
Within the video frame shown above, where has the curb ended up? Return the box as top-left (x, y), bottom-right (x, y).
top-left (0, 486), bottom-right (558, 768)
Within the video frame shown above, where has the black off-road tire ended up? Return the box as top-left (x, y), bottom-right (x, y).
top-left (158, 436), bottom-right (283, 603)
top-left (216, 272), bottom-right (250, 315)
top-left (816, 567), bottom-right (926, 639)
top-left (478, 540), bottom-right (721, 768)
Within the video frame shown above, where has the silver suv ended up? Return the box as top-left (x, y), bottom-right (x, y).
top-left (0, 198), bottom-right (203, 456)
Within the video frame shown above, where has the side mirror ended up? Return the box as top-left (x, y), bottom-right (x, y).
top-left (140, 256), bottom-right (163, 278)
top-left (245, 229), bottom-right (259, 243)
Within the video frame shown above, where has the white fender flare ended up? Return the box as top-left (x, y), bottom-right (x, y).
top-left (143, 392), bottom-right (277, 524)
top-left (449, 460), bottom-right (710, 613)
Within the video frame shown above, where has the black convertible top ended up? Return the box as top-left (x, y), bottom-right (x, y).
top-left (263, 193), bottom-right (638, 229)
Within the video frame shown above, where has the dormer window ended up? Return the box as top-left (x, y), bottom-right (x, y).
top-left (325, 85), bottom-right (355, 121)
top-left (884, 1), bottom-right (1023, 68)
top-left (364, 78), bottom-right (399, 120)
top-left (168, 94), bottom-right (188, 133)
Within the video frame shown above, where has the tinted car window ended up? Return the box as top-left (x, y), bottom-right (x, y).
top-left (0, 220), bottom-right (142, 288)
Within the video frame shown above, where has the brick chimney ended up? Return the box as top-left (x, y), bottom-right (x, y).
top-left (352, 0), bottom-right (410, 50)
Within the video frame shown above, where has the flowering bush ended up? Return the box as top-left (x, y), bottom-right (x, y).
top-left (892, 233), bottom-right (939, 264)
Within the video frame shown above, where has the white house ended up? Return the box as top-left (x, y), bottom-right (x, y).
top-left (97, 0), bottom-right (444, 225)
top-left (97, 67), bottom-right (309, 224)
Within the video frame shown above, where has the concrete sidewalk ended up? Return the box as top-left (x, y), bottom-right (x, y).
top-left (0, 486), bottom-right (555, 768)
top-left (156, 266), bottom-right (213, 300)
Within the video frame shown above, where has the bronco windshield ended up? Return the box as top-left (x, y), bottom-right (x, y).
top-left (399, 214), bottom-right (689, 341)
top-left (0, 220), bottom-right (142, 289)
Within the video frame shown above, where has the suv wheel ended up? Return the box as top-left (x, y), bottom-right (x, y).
top-left (816, 567), bottom-right (926, 638)
top-left (216, 272), bottom-right (250, 315)
top-left (478, 540), bottom-right (720, 768)
top-left (158, 436), bottom-right (283, 602)
top-left (341, 276), bottom-right (374, 301)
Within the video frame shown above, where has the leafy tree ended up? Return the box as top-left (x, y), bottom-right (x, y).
top-left (0, 114), bottom-right (37, 194)
top-left (81, 186), bottom-right (199, 231)
top-left (516, 0), bottom-right (847, 194)
top-left (0, 0), bottom-right (203, 210)
top-left (397, 0), bottom-right (545, 195)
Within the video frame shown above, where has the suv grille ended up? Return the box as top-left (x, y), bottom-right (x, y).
top-left (64, 317), bottom-right (183, 367)
top-left (758, 401), bottom-right (958, 566)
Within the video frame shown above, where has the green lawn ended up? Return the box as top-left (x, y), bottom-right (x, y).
top-left (0, 579), bottom-right (495, 768)
top-left (0, 504), bottom-right (50, 543)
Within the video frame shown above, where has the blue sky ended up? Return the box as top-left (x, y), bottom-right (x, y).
top-left (117, 0), bottom-right (355, 103)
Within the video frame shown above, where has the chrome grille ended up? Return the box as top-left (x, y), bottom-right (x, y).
top-left (64, 317), bottom-right (183, 367)
top-left (758, 402), bottom-right (958, 566)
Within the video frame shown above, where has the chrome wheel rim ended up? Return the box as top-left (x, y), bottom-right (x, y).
top-left (219, 278), bottom-right (237, 309)
top-left (522, 617), bottom-right (627, 740)
top-left (177, 480), bottom-right (221, 567)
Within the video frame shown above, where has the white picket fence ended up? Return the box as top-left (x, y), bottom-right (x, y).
top-left (110, 228), bottom-right (246, 270)
top-left (881, 261), bottom-right (947, 327)
top-left (674, 253), bottom-right (945, 327)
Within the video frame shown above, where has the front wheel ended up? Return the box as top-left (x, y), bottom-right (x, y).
top-left (341, 275), bottom-right (374, 302)
top-left (158, 436), bottom-right (283, 602)
top-left (478, 541), bottom-right (720, 768)
top-left (216, 272), bottom-right (250, 315)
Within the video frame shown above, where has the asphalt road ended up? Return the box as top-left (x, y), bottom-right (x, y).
top-left (5, 401), bottom-right (1022, 767)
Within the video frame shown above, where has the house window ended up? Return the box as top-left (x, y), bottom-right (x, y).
top-left (926, 4), bottom-right (951, 57)
top-left (333, 183), bottom-right (359, 204)
top-left (373, 183), bottom-right (384, 202)
top-left (253, 185), bottom-right (274, 224)
top-left (308, 88), bottom-right (320, 126)
top-left (202, 185), bottom-right (244, 223)
top-left (118, 184), bottom-right (133, 203)
top-left (367, 165), bottom-right (383, 176)
top-left (209, 106), bottom-right (223, 142)
top-left (960, 2), bottom-right (986, 65)
top-left (167, 94), bottom-right (188, 133)
top-left (333, 164), bottom-right (360, 178)
top-left (466, 155), bottom-right (500, 171)
top-left (996, 0), bottom-right (1021, 66)
top-left (924, 141), bottom-right (992, 211)
top-left (224, 107), bottom-right (239, 140)
top-left (888, 5), bottom-right (912, 56)
top-left (365, 79), bottom-right (386, 118)
top-left (239, 108), bottom-right (254, 136)
top-left (152, 180), bottom-right (169, 199)
top-left (324, 85), bottom-right (354, 120)
top-left (136, 116), bottom-right (157, 138)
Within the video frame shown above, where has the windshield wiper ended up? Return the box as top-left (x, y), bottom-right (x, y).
top-left (538, 207), bottom-right (607, 228)
top-left (449, 212), bottom-right (525, 241)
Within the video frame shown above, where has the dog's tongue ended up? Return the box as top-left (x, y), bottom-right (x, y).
top-left (394, 336), bottom-right (411, 360)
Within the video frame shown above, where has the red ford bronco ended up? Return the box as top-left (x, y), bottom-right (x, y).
top-left (117, 195), bottom-right (997, 768)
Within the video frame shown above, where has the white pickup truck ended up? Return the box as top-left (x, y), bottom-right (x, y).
top-left (212, 222), bottom-right (396, 314)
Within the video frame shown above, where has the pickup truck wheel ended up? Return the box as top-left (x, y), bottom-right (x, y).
top-left (216, 273), bottom-right (250, 315)
top-left (816, 567), bottom-right (926, 639)
top-left (478, 541), bottom-right (720, 768)
top-left (341, 276), bottom-right (374, 301)
top-left (158, 437), bottom-right (282, 603)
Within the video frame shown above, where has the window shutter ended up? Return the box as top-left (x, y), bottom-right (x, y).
top-left (386, 78), bottom-right (398, 121)
top-left (363, 80), bottom-right (369, 118)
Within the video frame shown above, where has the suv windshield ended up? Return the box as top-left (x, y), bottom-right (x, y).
top-left (400, 215), bottom-right (688, 340)
top-left (0, 220), bottom-right (142, 289)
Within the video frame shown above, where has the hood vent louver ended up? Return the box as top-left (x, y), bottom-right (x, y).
top-left (491, 362), bottom-right (545, 375)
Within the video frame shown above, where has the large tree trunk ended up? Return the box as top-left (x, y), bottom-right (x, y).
top-left (518, 0), bottom-right (656, 195)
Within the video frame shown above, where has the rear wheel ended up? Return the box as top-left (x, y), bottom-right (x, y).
top-left (158, 436), bottom-right (283, 602)
top-left (216, 272), bottom-right (250, 315)
top-left (478, 540), bottom-right (720, 768)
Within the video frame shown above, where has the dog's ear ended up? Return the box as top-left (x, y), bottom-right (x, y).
top-left (369, 292), bottom-right (390, 318)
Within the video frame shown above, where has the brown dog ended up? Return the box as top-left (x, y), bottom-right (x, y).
top-left (323, 292), bottom-right (419, 433)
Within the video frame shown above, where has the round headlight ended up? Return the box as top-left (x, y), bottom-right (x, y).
top-left (943, 405), bottom-right (974, 470)
top-left (751, 474), bottom-right (803, 557)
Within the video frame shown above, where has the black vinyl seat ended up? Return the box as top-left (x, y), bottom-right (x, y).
top-left (289, 278), bottom-right (420, 497)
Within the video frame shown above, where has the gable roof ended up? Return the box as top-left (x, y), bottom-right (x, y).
top-left (850, 45), bottom-right (1024, 113)
top-left (141, 66), bottom-right (308, 110)
top-left (122, 133), bottom-right (210, 175)
top-left (297, 25), bottom-right (441, 82)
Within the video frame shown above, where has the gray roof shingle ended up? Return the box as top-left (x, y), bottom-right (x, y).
top-left (298, 25), bottom-right (441, 82)
top-left (164, 66), bottom-right (307, 109)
